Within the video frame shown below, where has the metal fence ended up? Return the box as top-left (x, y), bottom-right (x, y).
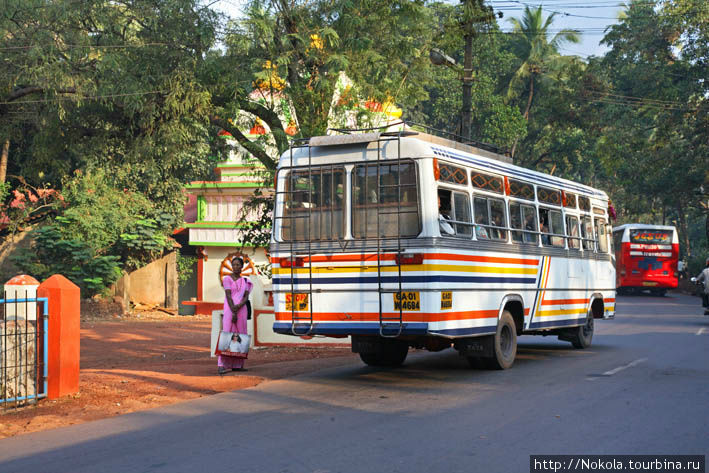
top-left (0, 293), bottom-right (48, 409)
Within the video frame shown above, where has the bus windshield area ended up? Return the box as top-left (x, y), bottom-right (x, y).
top-left (629, 230), bottom-right (672, 244)
top-left (279, 161), bottom-right (420, 241)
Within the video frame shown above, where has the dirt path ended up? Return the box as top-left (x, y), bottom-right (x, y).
top-left (0, 311), bottom-right (357, 439)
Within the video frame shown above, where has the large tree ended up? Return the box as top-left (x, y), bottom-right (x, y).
top-left (205, 0), bottom-right (437, 170)
top-left (594, 0), bottom-right (708, 259)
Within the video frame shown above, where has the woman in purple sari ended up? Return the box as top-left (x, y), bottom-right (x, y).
top-left (218, 256), bottom-right (253, 375)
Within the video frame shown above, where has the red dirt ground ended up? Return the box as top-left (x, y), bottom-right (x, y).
top-left (0, 304), bottom-right (356, 439)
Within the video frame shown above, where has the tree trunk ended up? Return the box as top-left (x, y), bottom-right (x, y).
top-left (0, 140), bottom-right (8, 183)
top-left (677, 201), bottom-right (690, 258)
top-left (523, 76), bottom-right (535, 120)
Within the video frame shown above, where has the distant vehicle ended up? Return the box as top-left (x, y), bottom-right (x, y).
top-left (270, 128), bottom-right (616, 370)
top-left (612, 224), bottom-right (679, 296)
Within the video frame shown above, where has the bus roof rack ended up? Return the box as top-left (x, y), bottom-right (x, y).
top-left (326, 121), bottom-right (509, 157)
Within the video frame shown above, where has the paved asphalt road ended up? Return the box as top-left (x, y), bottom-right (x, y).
top-left (1, 293), bottom-right (707, 473)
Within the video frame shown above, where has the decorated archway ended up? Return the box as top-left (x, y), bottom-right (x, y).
top-left (218, 252), bottom-right (256, 286)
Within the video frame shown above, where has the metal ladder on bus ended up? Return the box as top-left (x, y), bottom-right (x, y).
top-left (374, 130), bottom-right (417, 338)
top-left (274, 139), bottom-right (315, 336)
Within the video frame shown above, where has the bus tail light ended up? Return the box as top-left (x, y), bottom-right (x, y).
top-left (279, 256), bottom-right (305, 267)
top-left (432, 159), bottom-right (440, 180)
top-left (396, 253), bottom-right (424, 265)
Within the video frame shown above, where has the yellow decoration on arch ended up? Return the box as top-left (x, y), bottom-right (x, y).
top-left (310, 34), bottom-right (324, 50)
top-left (254, 60), bottom-right (286, 91)
top-left (382, 100), bottom-right (402, 119)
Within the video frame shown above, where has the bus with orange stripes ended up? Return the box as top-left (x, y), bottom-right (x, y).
top-left (270, 128), bottom-right (615, 369)
top-left (612, 224), bottom-right (679, 296)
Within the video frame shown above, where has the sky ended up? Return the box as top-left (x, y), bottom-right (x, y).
top-left (490, 0), bottom-right (625, 58)
top-left (208, 0), bottom-right (625, 59)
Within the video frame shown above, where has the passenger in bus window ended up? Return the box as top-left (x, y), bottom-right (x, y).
top-left (490, 201), bottom-right (507, 240)
top-left (539, 210), bottom-right (551, 246)
top-left (490, 213), bottom-right (505, 240)
top-left (475, 214), bottom-right (489, 239)
top-left (550, 210), bottom-right (565, 247)
top-left (540, 221), bottom-right (551, 246)
top-left (523, 212), bottom-right (537, 243)
top-left (438, 194), bottom-right (455, 235)
top-left (567, 216), bottom-right (580, 249)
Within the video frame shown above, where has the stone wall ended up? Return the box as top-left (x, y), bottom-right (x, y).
top-left (112, 252), bottom-right (178, 309)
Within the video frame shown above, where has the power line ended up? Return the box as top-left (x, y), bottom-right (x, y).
top-left (0, 90), bottom-right (166, 106)
top-left (0, 42), bottom-right (171, 52)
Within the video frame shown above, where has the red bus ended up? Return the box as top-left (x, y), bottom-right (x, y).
top-left (612, 224), bottom-right (679, 295)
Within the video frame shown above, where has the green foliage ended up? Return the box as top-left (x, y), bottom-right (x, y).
top-left (12, 225), bottom-right (122, 297)
top-left (176, 254), bottom-right (195, 286)
top-left (56, 169), bottom-right (158, 253)
top-left (118, 214), bottom-right (176, 270)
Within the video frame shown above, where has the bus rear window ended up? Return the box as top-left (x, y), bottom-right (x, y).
top-left (630, 230), bottom-right (672, 244)
top-left (352, 161), bottom-right (420, 238)
top-left (281, 167), bottom-right (345, 241)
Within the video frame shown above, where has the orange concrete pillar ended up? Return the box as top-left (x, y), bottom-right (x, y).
top-left (38, 275), bottom-right (80, 399)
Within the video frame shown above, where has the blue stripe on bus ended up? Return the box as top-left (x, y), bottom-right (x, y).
top-left (272, 275), bottom-right (537, 286)
top-left (432, 147), bottom-right (604, 197)
top-left (528, 318), bottom-right (586, 330)
top-left (273, 322), bottom-right (429, 336)
top-left (428, 326), bottom-right (497, 336)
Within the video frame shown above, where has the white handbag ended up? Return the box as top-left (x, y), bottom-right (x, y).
top-left (215, 331), bottom-right (250, 358)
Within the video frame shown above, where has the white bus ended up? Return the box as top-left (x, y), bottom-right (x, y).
top-left (270, 130), bottom-right (615, 369)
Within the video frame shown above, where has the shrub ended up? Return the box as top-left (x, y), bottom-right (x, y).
top-left (12, 225), bottom-right (122, 297)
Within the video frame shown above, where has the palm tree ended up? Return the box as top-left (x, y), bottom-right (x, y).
top-left (507, 6), bottom-right (580, 121)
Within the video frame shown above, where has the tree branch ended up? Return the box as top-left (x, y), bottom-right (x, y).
top-left (209, 116), bottom-right (277, 170)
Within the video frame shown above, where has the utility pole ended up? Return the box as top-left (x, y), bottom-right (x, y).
top-left (431, 0), bottom-right (499, 144)
top-left (461, 15), bottom-right (473, 143)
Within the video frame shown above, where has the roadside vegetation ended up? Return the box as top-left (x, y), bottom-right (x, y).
top-left (1, 0), bottom-right (706, 295)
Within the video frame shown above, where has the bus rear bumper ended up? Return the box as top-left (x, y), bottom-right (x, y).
top-left (273, 322), bottom-right (429, 337)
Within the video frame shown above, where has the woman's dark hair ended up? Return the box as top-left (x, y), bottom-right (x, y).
top-left (232, 256), bottom-right (244, 267)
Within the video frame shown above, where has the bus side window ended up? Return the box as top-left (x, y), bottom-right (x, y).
top-left (489, 199), bottom-right (507, 240)
top-left (581, 216), bottom-right (594, 251)
top-left (595, 218), bottom-right (609, 253)
top-left (473, 197), bottom-right (490, 239)
top-left (566, 215), bottom-right (580, 249)
top-left (452, 191), bottom-right (473, 237)
top-left (510, 202), bottom-right (538, 244)
top-left (613, 230), bottom-right (622, 255)
top-left (539, 208), bottom-right (552, 246)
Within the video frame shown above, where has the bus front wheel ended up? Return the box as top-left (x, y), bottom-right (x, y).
top-left (486, 310), bottom-right (517, 370)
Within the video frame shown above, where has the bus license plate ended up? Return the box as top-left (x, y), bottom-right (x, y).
top-left (285, 293), bottom-right (309, 311)
top-left (642, 281), bottom-right (658, 287)
top-left (393, 291), bottom-right (420, 311)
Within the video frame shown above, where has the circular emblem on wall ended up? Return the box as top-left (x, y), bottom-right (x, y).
top-left (219, 252), bottom-right (256, 286)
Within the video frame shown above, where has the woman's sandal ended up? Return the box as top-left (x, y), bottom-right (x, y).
top-left (218, 367), bottom-right (230, 375)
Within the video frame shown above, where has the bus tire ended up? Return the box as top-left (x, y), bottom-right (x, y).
top-left (486, 310), bottom-right (517, 370)
top-left (358, 340), bottom-right (408, 367)
top-left (651, 289), bottom-right (667, 297)
top-left (570, 310), bottom-right (594, 349)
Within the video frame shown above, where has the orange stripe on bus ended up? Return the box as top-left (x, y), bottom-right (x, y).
top-left (426, 253), bottom-right (539, 265)
top-left (275, 310), bottom-right (499, 323)
top-left (541, 298), bottom-right (589, 306)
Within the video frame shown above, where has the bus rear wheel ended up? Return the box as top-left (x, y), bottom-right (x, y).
top-left (358, 339), bottom-right (409, 367)
top-left (486, 310), bottom-right (517, 370)
top-left (569, 310), bottom-right (594, 349)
